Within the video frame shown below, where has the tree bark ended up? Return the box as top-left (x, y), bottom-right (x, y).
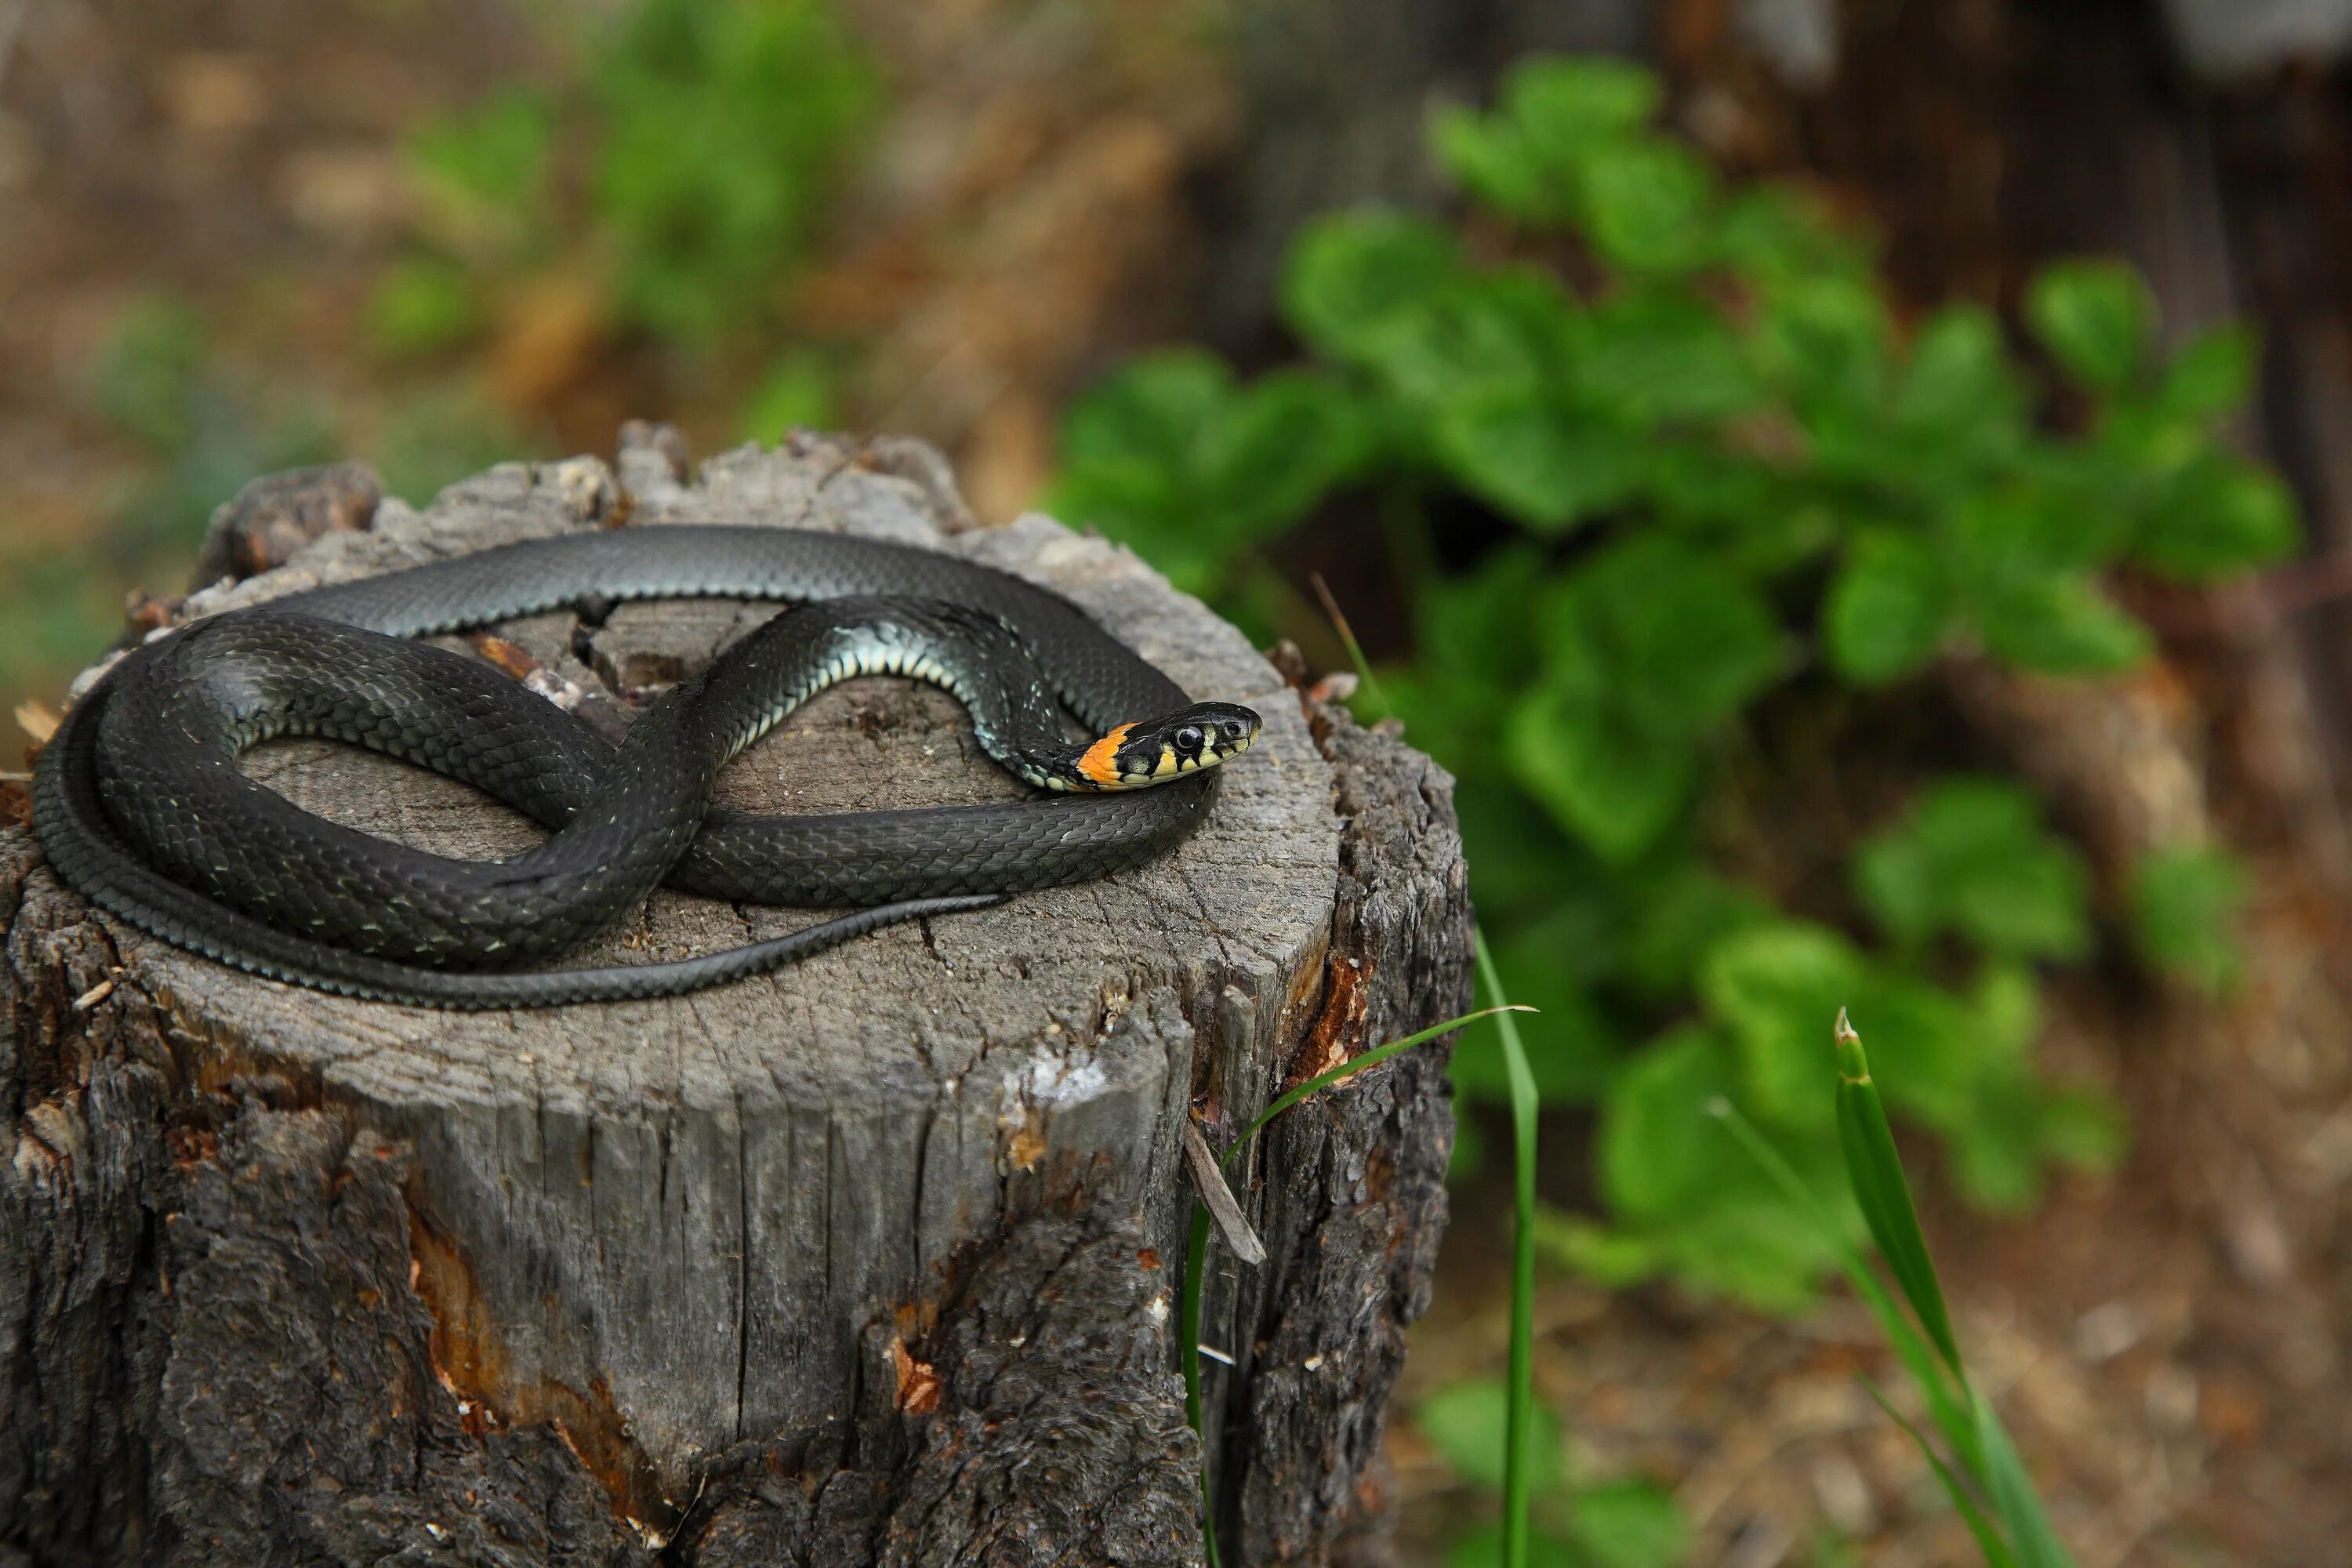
top-left (0, 430), bottom-right (1473, 1567)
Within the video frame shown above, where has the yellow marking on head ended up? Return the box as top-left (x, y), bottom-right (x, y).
top-left (1078, 722), bottom-right (1137, 788)
top-left (1155, 745), bottom-right (1178, 779)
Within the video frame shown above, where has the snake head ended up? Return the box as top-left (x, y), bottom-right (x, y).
top-left (1069, 702), bottom-right (1261, 789)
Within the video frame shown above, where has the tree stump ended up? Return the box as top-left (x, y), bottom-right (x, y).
top-left (0, 430), bottom-right (1473, 1567)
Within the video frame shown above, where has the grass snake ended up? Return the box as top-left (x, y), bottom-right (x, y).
top-left (32, 524), bottom-right (1260, 1008)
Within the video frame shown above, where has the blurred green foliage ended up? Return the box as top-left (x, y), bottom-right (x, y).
top-left (5, 0), bottom-right (875, 717)
top-left (372, 0), bottom-right (874, 359)
top-left (1417, 1378), bottom-right (1686, 1568)
top-left (0, 292), bottom-right (339, 717)
top-left (597, 0), bottom-right (877, 342)
top-left (1051, 56), bottom-right (2280, 1308)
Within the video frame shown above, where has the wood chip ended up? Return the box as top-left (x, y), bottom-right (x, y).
top-left (1183, 1120), bottom-right (1265, 1266)
top-left (14, 699), bottom-right (58, 746)
top-left (466, 632), bottom-right (543, 681)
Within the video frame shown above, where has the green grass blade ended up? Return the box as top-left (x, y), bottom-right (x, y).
top-left (1182, 1202), bottom-right (1221, 1568)
top-left (1225, 1006), bottom-right (1536, 1167)
top-left (1974, 1392), bottom-right (2078, 1568)
top-left (1863, 1378), bottom-right (2016, 1568)
top-left (1710, 1099), bottom-right (1981, 1472)
top-left (1189, 1003), bottom-right (1530, 1563)
top-left (1475, 935), bottom-right (1541, 1568)
top-left (1835, 1009), bottom-right (1965, 1377)
top-left (1308, 568), bottom-right (1393, 719)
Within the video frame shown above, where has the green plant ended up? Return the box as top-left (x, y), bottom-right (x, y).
top-left (595, 0), bottom-right (877, 343)
top-left (369, 0), bottom-right (876, 361)
top-left (1408, 944), bottom-right (1686, 1568)
top-left (1417, 1378), bottom-right (1686, 1568)
top-left (1051, 54), bottom-right (2273, 1307)
top-left (1716, 1011), bottom-right (2078, 1566)
top-left (1180, 1003), bottom-right (1532, 1566)
top-left (0, 292), bottom-right (338, 713)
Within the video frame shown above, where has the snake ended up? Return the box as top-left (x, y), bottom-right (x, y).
top-left (31, 524), bottom-right (1261, 1009)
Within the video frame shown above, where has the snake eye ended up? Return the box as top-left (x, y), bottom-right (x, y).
top-left (1176, 725), bottom-right (1204, 752)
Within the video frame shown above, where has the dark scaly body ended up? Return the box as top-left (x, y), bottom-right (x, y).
top-left (31, 527), bottom-right (1259, 1007)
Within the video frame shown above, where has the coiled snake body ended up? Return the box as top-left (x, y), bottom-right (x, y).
top-left (32, 524), bottom-right (1260, 1008)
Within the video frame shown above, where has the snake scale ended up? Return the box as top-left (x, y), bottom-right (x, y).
top-left (31, 524), bottom-right (1261, 1008)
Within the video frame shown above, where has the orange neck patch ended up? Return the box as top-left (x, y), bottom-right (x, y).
top-left (1077, 722), bottom-right (1137, 787)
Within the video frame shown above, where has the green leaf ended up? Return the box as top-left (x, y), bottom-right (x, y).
top-left (1454, 909), bottom-right (1625, 1102)
top-left (1239, 1007), bottom-right (1531, 1155)
top-left (1201, 368), bottom-right (1375, 535)
top-left (1421, 544), bottom-right (1553, 686)
top-left (1701, 922), bottom-right (1860, 1128)
top-left (1646, 448), bottom-right (1834, 576)
top-left (1598, 1027), bottom-right (1745, 1218)
top-left (1050, 350), bottom-right (1236, 590)
top-left (1280, 210), bottom-right (1460, 363)
top-left (2026, 259), bottom-right (2155, 392)
top-left (2034, 1085), bottom-right (2128, 1173)
top-left (1945, 1087), bottom-right (2048, 1214)
top-left (2133, 451), bottom-right (2299, 580)
top-left (1504, 55), bottom-right (1662, 154)
top-left (1894, 306), bottom-right (2026, 477)
top-left (1754, 276), bottom-right (1893, 418)
top-left (1450, 993), bottom-right (1615, 1105)
top-left (1572, 1481), bottom-right (1690, 1568)
top-left (1974, 1392), bottom-right (2082, 1568)
top-left (1364, 267), bottom-right (1583, 410)
top-left (2129, 844), bottom-right (2247, 995)
top-left (1863, 1380), bottom-right (2018, 1568)
top-left (1713, 184), bottom-right (1869, 283)
top-left (1833, 1015), bottom-right (1965, 1378)
top-left (1436, 392), bottom-right (1639, 531)
top-left (1825, 530), bottom-right (1950, 684)
top-left (1541, 535), bottom-right (1788, 736)
top-left (1530, 1210), bottom-right (1664, 1287)
top-left (1846, 971), bottom-right (1991, 1134)
top-left (1957, 495), bottom-right (2154, 677)
top-left (1417, 1379), bottom-right (1563, 1496)
top-left (88, 293), bottom-right (209, 452)
top-left (1972, 571), bottom-right (2152, 677)
top-left (411, 86), bottom-right (554, 209)
top-left (1621, 866), bottom-right (1774, 1000)
top-left (365, 258), bottom-right (484, 358)
top-left (738, 350), bottom-right (836, 442)
top-left (1655, 1192), bottom-right (1841, 1312)
top-left (1506, 687), bottom-right (1697, 864)
top-left (1060, 348), bottom-right (1231, 470)
top-left (1473, 935), bottom-right (1546, 1568)
top-left (1451, 778), bottom-right (1581, 921)
top-left (1853, 778), bottom-right (2092, 961)
top-left (1445, 1526), bottom-right (1579, 1568)
top-left (2157, 323), bottom-right (2258, 419)
top-left (1710, 1098), bottom-right (1977, 1448)
top-left (1577, 140), bottom-right (1716, 274)
top-left (1432, 106), bottom-right (1564, 227)
top-left (1577, 291), bottom-right (1759, 423)
top-left (593, 0), bottom-right (877, 340)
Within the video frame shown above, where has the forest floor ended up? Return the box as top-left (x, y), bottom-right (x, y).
top-left (4, 4), bottom-right (2349, 1565)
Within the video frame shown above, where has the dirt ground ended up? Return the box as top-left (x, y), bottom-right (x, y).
top-left (5, 4), bottom-right (2352, 1565)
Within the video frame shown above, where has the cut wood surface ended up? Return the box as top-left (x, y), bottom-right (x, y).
top-left (0, 429), bottom-right (1473, 1566)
